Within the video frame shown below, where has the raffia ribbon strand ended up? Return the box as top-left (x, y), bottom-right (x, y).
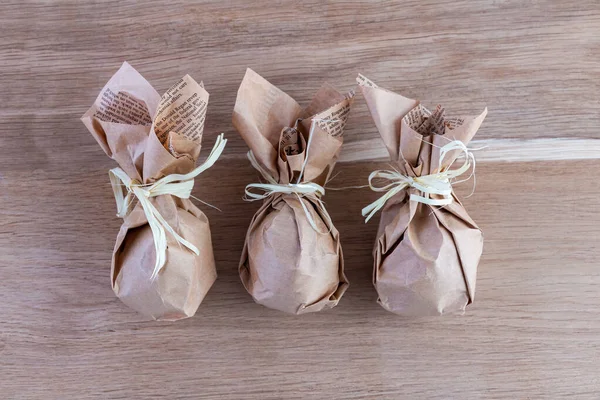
top-left (109, 133), bottom-right (227, 280)
top-left (362, 140), bottom-right (476, 223)
top-left (243, 120), bottom-right (334, 234)
top-left (244, 151), bottom-right (333, 234)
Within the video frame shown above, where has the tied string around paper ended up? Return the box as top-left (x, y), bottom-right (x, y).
top-left (109, 133), bottom-right (227, 280)
top-left (362, 139), bottom-right (477, 223)
top-left (243, 119), bottom-right (336, 235)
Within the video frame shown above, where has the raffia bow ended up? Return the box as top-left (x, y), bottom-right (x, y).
top-left (109, 133), bottom-right (227, 279)
top-left (243, 120), bottom-right (334, 234)
top-left (362, 140), bottom-right (476, 222)
top-left (244, 151), bottom-right (333, 234)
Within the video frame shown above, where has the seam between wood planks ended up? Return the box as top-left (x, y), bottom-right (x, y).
top-left (336, 138), bottom-right (600, 163)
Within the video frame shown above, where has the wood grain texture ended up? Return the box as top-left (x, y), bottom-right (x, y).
top-left (1, 1), bottom-right (599, 399)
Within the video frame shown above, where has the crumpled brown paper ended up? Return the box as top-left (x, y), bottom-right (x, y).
top-left (81, 62), bottom-right (217, 320)
top-left (233, 68), bottom-right (354, 314)
top-left (358, 74), bottom-right (487, 316)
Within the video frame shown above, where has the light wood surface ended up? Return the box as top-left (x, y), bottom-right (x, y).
top-left (1, 1), bottom-right (599, 399)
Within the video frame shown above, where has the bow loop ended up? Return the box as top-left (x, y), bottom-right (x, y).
top-left (109, 133), bottom-right (227, 279)
top-left (362, 140), bottom-right (476, 223)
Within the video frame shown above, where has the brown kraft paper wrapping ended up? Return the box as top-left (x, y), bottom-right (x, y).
top-left (233, 68), bottom-right (354, 314)
top-left (358, 74), bottom-right (487, 316)
top-left (81, 62), bottom-right (218, 321)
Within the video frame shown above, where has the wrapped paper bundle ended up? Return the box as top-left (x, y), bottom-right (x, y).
top-left (81, 62), bottom-right (227, 320)
top-left (358, 75), bottom-right (487, 316)
top-left (233, 69), bottom-right (354, 314)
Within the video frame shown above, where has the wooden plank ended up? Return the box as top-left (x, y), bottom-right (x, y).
top-left (1, 1), bottom-right (599, 169)
top-left (1, 159), bottom-right (599, 399)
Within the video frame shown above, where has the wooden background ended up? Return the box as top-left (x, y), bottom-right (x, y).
top-left (1, 1), bottom-right (599, 399)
